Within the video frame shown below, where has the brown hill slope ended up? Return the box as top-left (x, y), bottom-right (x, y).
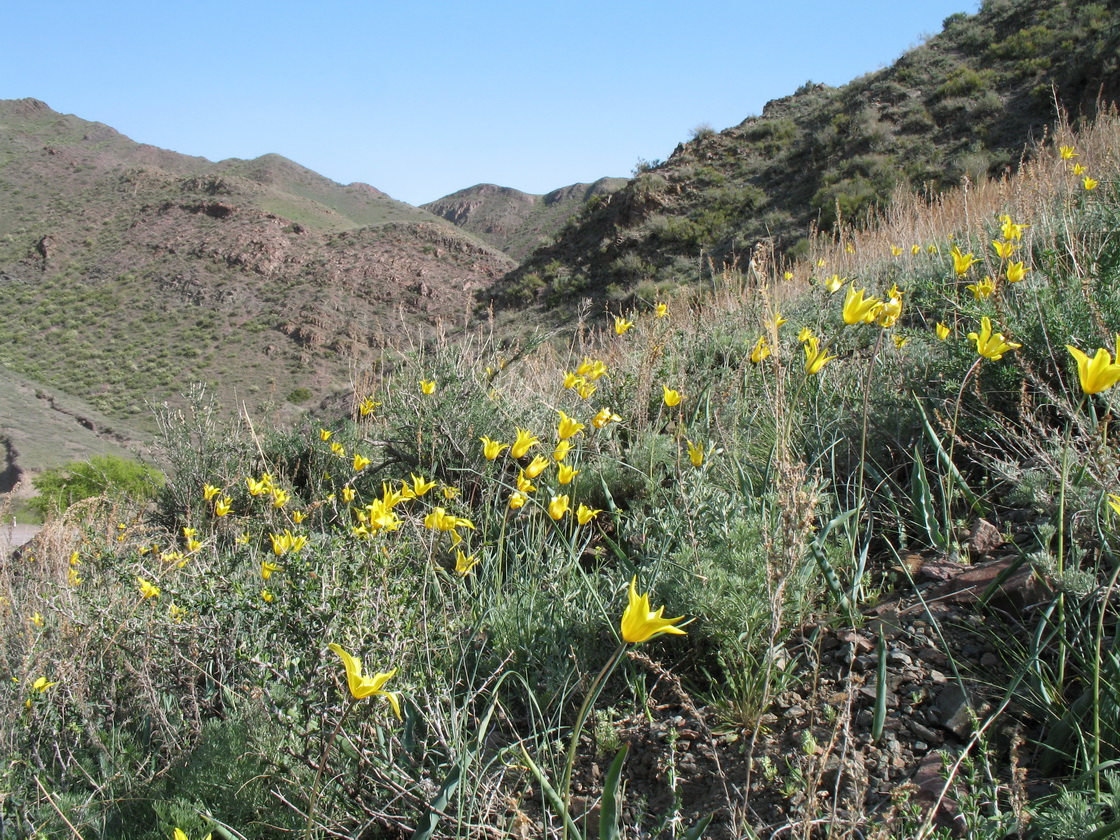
top-left (491, 0), bottom-right (1120, 315)
top-left (422, 177), bottom-right (627, 261)
top-left (0, 99), bottom-right (515, 424)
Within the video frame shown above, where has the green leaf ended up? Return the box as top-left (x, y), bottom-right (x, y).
top-left (599, 745), bottom-right (629, 840)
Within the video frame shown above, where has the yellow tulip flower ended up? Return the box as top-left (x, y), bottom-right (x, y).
top-left (419, 379), bottom-right (437, 395)
top-left (509, 491), bottom-right (528, 510)
top-left (327, 643), bottom-right (402, 718)
top-left (523, 455), bottom-right (550, 480)
top-left (480, 436), bottom-right (508, 460)
top-left (1059, 145), bottom-right (1078, 160)
top-left (662, 386), bottom-right (683, 407)
top-left (575, 380), bottom-right (597, 400)
top-left (936, 323), bottom-right (951, 341)
top-left (215, 496), bottom-right (232, 516)
top-left (911, 244), bottom-right (922, 255)
top-left (655, 302), bottom-right (668, 318)
top-left (515, 470), bottom-right (536, 494)
top-left (1066, 343), bottom-right (1120, 394)
top-left (353, 454), bottom-right (371, 472)
top-left (1006, 261), bottom-right (1029, 283)
top-left (548, 494), bottom-right (571, 520)
top-left (620, 577), bottom-right (686, 644)
top-left (319, 428), bottom-right (332, 442)
top-left (358, 396), bottom-right (381, 416)
top-left (29, 612), bottom-right (44, 627)
top-left (591, 408), bottom-right (621, 429)
top-left (455, 549), bottom-right (480, 576)
top-left (1084, 177), bottom-right (1099, 191)
top-left (890, 245), bottom-right (902, 256)
top-left (968, 317), bottom-right (1021, 360)
top-left (749, 336), bottom-right (771, 363)
top-left (261, 560), bottom-right (282, 580)
top-left (553, 439), bottom-right (571, 462)
top-left (556, 410), bottom-right (586, 440)
top-left (999, 215), bottom-right (1028, 241)
top-left (991, 240), bottom-right (1016, 259)
top-left (966, 276), bottom-right (996, 300)
top-left (686, 439), bottom-right (705, 467)
top-left (803, 335), bottom-right (837, 375)
top-left (576, 503), bottom-right (602, 525)
top-left (203, 483), bottom-right (220, 501)
top-left (823, 274), bottom-right (845, 293)
top-left (842, 285), bottom-right (883, 325)
top-left (410, 474), bottom-right (438, 496)
top-left (562, 371), bottom-right (582, 389)
top-left (950, 245), bottom-right (979, 276)
top-left (614, 315), bottom-right (634, 335)
top-left (510, 428), bottom-right (540, 459)
top-left (557, 463), bottom-right (579, 485)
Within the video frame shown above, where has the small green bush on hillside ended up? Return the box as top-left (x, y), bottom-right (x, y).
top-left (29, 454), bottom-right (163, 516)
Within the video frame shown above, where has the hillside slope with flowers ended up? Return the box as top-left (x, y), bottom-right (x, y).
top-left (3, 112), bottom-right (1120, 839)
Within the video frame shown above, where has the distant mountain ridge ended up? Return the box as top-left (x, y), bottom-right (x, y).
top-left (0, 97), bottom-right (515, 425)
top-left (423, 177), bottom-right (627, 261)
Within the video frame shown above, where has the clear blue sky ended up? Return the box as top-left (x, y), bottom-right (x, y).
top-left (2, 0), bottom-right (979, 206)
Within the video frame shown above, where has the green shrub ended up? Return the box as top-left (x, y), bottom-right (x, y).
top-left (30, 454), bottom-right (164, 516)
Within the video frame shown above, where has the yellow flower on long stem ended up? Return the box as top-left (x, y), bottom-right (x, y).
top-left (552, 439), bottom-right (571, 462)
top-left (876, 284), bottom-right (903, 328)
top-left (215, 496), bottom-right (232, 516)
top-left (749, 336), bottom-right (771, 363)
top-left (620, 577), bottom-right (686, 644)
top-left (966, 276), bottom-right (996, 300)
top-left (327, 643), bottom-right (402, 718)
top-left (768, 311), bottom-right (788, 330)
top-left (410, 474), bottom-right (438, 496)
top-left (991, 240), bottom-right (1016, 259)
top-left (1059, 145), bottom-right (1078, 160)
top-left (655, 302), bottom-right (668, 318)
top-left (352, 454), bottom-right (371, 472)
top-left (823, 274), bottom-right (844, 293)
top-left (261, 560), bottom-right (282, 580)
top-left (890, 245), bottom-right (903, 256)
top-left (842, 285), bottom-right (883, 325)
top-left (936, 323), bottom-right (951, 341)
top-left (1066, 342), bottom-right (1120, 394)
top-left (419, 379), bottom-right (436, 395)
top-left (686, 439), bottom-right (705, 467)
top-left (576, 358), bottom-right (608, 380)
top-left (576, 503), bottom-right (602, 525)
top-left (480, 436), bottom-right (508, 460)
top-left (548, 495), bottom-right (571, 520)
top-left (804, 335), bottom-right (837, 375)
top-left (509, 491), bottom-right (528, 510)
top-left (1006, 261), bottom-right (1029, 283)
top-left (562, 371), bottom-right (582, 389)
top-left (950, 245), bottom-right (979, 276)
top-left (515, 470), bottom-right (536, 494)
top-left (575, 380), bottom-right (597, 400)
top-left (319, 428), bottom-right (333, 442)
top-left (358, 397), bottom-right (380, 416)
top-left (523, 454), bottom-right (550, 479)
top-left (455, 549), bottom-right (480, 576)
top-left (556, 411), bottom-right (585, 440)
top-left (29, 612), bottom-right (44, 627)
top-left (1083, 177), bottom-right (1099, 191)
top-left (203, 484), bottom-right (220, 501)
top-left (557, 463), bottom-right (579, 485)
top-left (662, 386), bottom-right (683, 407)
top-left (999, 215), bottom-right (1028, 241)
top-left (967, 317), bottom-right (1021, 360)
top-left (591, 408), bottom-right (621, 429)
top-left (614, 315), bottom-right (634, 335)
top-left (510, 428), bottom-right (540, 459)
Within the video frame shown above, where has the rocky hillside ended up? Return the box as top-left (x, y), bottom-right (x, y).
top-left (422, 177), bottom-right (627, 261)
top-left (491, 0), bottom-right (1120, 314)
top-left (0, 98), bottom-right (515, 423)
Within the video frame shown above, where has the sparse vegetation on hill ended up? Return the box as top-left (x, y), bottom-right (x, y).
top-left (423, 178), bottom-right (627, 261)
top-left (495, 0), bottom-right (1120, 314)
top-left (0, 98), bottom-right (513, 426)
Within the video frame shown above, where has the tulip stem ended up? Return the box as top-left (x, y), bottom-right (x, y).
top-left (855, 330), bottom-right (885, 540)
top-left (559, 641), bottom-right (628, 840)
top-left (942, 355), bottom-right (984, 545)
top-left (305, 697), bottom-right (356, 839)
